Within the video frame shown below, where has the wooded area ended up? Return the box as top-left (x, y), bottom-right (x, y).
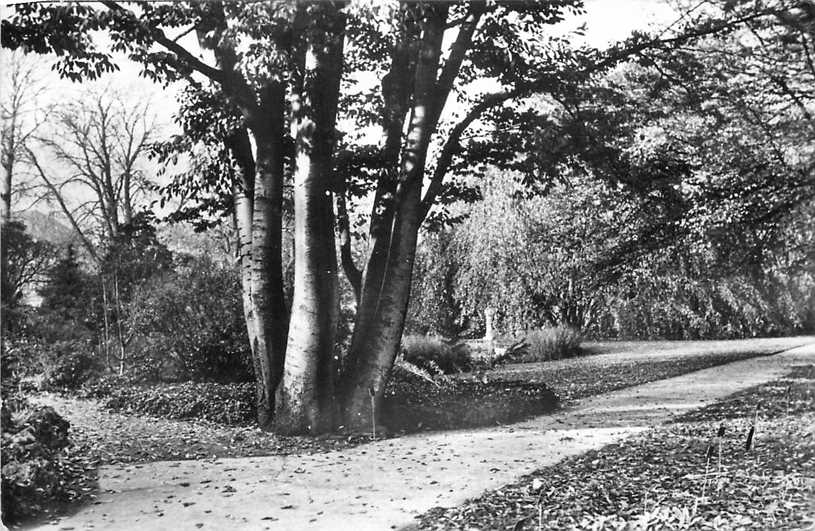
top-left (1, 0), bottom-right (812, 437)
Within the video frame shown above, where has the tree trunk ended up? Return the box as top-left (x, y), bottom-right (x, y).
top-left (112, 268), bottom-right (126, 375)
top-left (99, 275), bottom-right (112, 371)
top-left (247, 84), bottom-right (289, 430)
top-left (1, 147), bottom-right (13, 325)
top-left (342, 188), bottom-right (423, 431)
top-left (275, 8), bottom-right (344, 434)
top-left (342, 7), bottom-right (447, 431)
top-left (226, 126), bottom-right (257, 371)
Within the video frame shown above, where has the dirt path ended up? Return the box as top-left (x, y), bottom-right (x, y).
top-left (27, 342), bottom-right (815, 531)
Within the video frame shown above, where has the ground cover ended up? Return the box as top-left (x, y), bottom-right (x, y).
top-left (31, 346), bottom-right (785, 467)
top-left (14, 343), bottom-right (799, 528)
top-left (477, 348), bottom-right (790, 405)
top-left (417, 364), bottom-right (815, 530)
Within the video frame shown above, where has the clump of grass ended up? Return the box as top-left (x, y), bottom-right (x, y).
top-left (499, 326), bottom-right (583, 363)
top-left (400, 335), bottom-right (473, 375)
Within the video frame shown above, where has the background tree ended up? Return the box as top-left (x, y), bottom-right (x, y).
top-left (0, 51), bottom-right (47, 332)
top-left (23, 87), bottom-right (161, 372)
top-left (407, 0), bottom-right (814, 341)
top-left (0, 221), bottom-right (55, 335)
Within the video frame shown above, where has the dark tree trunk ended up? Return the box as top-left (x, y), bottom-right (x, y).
top-left (342, 6), bottom-right (448, 431)
top-left (247, 83), bottom-right (290, 429)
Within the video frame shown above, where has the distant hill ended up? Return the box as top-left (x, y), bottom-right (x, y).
top-left (17, 210), bottom-right (80, 246)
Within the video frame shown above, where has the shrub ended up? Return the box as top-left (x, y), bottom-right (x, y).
top-left (1, 406), bottom-right (79, 523)
top-left (42, 345), bottom-right (101, 390)
top-left (124, 256), bottom-right (253, 382)
top-left (400, 335), bottom-right (473, 374)
top-left (84, 378), bottom-right (256, 426)
top-left (498, 326), bottom-right (583, 363)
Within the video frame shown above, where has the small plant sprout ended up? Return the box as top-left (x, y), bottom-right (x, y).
top-left (368, 385), bottom-right (376, 439)
top-left (717, 437), bottom-right (723, 494)
top-left (528, 478), bottom-right (545, 530)
top-left (745, 406), bottom-right (759, 451)
top-left (701, 449), bottom-right (711, 500)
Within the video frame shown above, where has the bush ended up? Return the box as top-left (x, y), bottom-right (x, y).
top-left (83, 377), bottom-right (256, 426)
top-left (42, 345), bottom-right (101, 390)
top-left (125, 256), bottom-right (253, 382)
top-left (1, 406), bottom-right (78, 523)
top-left (498, 326), bottom-right (583, 363)
top-left (400, 335), bottom-right (473, 375)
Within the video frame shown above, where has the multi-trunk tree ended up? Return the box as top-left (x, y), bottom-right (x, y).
top-left (3, 0), bottom-right (799, 433)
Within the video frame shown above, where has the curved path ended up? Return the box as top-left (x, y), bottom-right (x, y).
top-left (28, 342), bottom-right (815, 531)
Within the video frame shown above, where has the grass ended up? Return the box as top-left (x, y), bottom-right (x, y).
top-left (416, 364), bottom-right (815, 530)
top-left (400, 335), bottom-right (473, 374)
top-left (511, 326), bottom-right (583, 362)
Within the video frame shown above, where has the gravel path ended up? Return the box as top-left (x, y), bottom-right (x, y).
top-left (25, 340), bottom-right (815, 531)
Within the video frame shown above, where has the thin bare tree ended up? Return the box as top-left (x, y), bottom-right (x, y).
top-left (1, 51), bottom-right (48, 321)
top-left (27, 87), bottom-right (157, 372)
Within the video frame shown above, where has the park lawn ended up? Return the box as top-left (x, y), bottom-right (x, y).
top-left (417, 364), bottom-right (815, 530)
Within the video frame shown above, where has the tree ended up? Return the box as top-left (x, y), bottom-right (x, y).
top-left (38, 244), bottom-right (92, 319)
top-left (1, 221), bottom-right (54, 315)
top-left (2, 0), bottom-right (796, 433)
top-left (27, 88), bottom-right (155, 261)
top-left (412, 0), bottom-right (815, 340)
top-left (18, 86), bottom-right (161, 373)
top-left (0, 51), bottom-right (47, 330)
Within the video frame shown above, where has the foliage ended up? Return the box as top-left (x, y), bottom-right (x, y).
top-left (0, 406), bottom-right (81, 523)
top-left (124, 255), bottom-right (252, 382)
top-left (85, 378), bottom-right (256, 426)
top-left (417, 164), bottom-right (813, 340)
top-left (400, 335), bottom-right (473, 375)
top-left (501, 326), bottom-right (583, 363)
top-left (382, 377), bottom-right (558, 433)
top-left (418, 367), bottom-right (815, 530)
top-left (41, 347), bottom-right (100, 390)
top-left (1, 220), bottom-right (55, 327)
top-left (405, 231), bottom-right (464, 337)
top-left (408, 1), bottom-right (815, 342)
top-left (2, 331), bottom-right (99, 390)
top-left (37, 245), bottom-right (99, 335)
top-left (101, 212), bottom-right (174, 303)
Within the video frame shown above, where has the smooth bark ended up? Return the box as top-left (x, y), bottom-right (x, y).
top-left (276, 6), bottom-right (345, 434)
top-left (249, 90), bottom-right (289, 429)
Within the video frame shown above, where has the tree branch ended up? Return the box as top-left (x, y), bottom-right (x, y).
top-left (419, 8), bottom-right (778, 220)
top-left (101, 1), bottom-right (226, 84)
top-left (26, 147), bottom-right (99, 263)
